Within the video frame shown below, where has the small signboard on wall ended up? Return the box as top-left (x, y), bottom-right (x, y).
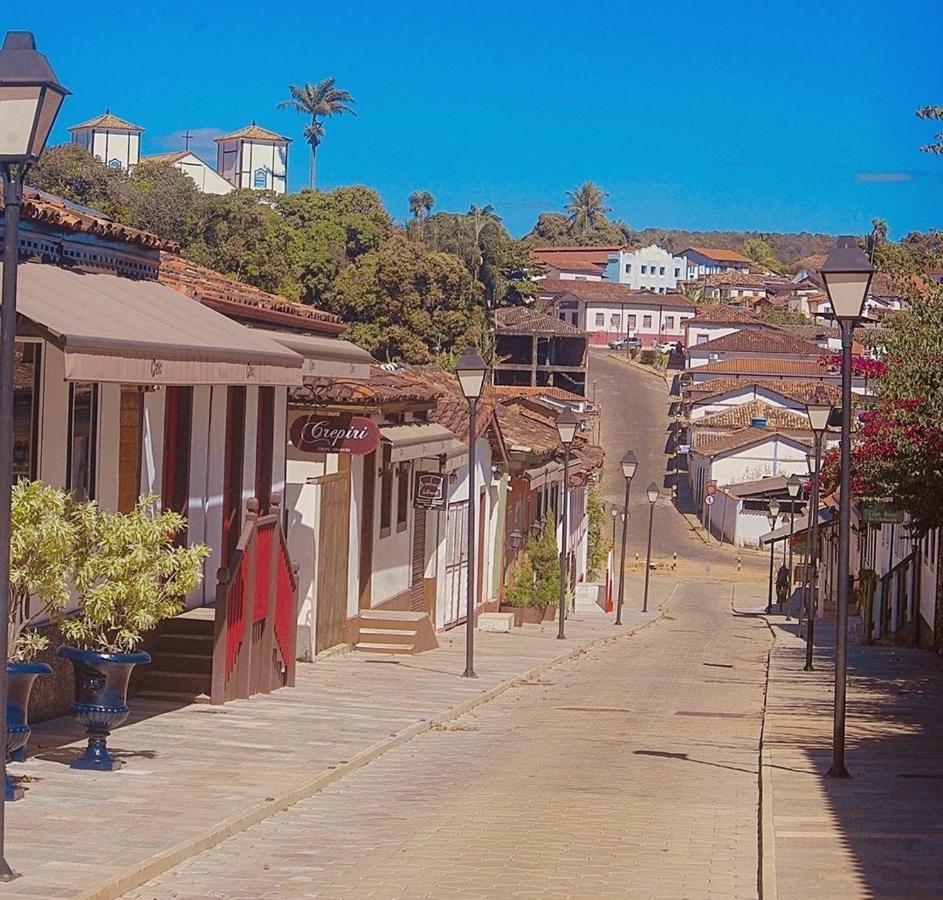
top-left (859, 502), bottom-right (904, 525)
top-left (289, 413), bottom-right (380, 456)
top-left (414, 471), bottom-right (447, 511)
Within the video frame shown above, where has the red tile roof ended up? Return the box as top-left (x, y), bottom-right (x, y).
top-left (682, 247), bottom-right (753, 264)
top-left (687, 329), bottom-right (822, 356)
top-left (290, 365), bottom-right (438, 409)
top-left (68, 111), bottom-right (144, 133)
top-left (487, 385), bottom-right (587, 403)
top-left (494, 306), bottom-right (582, 335)
top-left (684, 306), bottom-right (766, 326)
top-left (12, 189), bottom-right (178, 252)
top-left (159, 253), bottom-right (343, 333)
top-left (690, 357), bottom-right (831, 378)
top-left (215, 123), bottom-right (291, 143)
top-left (686, 378), bottom-right (842, 406)
top-left (692, 427), bottom-right (812, 457)
top-left (690, 400), bottom-right (810, 432)
top-left (537, 279), bottom-right (697, 309)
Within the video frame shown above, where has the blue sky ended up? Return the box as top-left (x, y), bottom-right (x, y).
top-left (9, 0), bottom-right (943, 238)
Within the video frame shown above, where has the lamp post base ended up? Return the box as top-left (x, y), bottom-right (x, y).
top-left (826, 764), bottom-right (850, 779)
top-left (0, 860), bottom-right (17, 882)
top-left (462, 669), bottom-right (477, 679)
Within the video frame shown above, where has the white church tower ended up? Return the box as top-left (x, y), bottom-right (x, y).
top-left (68, 110), bottom-right (143, 171)
top-left (214, 123), bottom-right (290, 194)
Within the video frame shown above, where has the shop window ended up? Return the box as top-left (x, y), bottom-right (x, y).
top-left (643, 315), bottom-right (653, 328)
top-left (67, 383), bottom-right (98, 501)
top-left (595, 312), bottom-right (604, 327)
top-left (396, 462), bottom-right (410, 531)
top-left (13, 342), bottom-right (41, 482)
top-left (380, 446), bottom-right (393, 536)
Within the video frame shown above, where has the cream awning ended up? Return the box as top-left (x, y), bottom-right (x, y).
top-left (6, 262), bottom-right (304, 386)
top-left (251, 328), bottom-right (374, 379)
top-left (380, 422), bottom-right (456, 463)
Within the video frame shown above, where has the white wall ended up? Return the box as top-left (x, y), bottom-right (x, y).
top-left (689, 388), bottom-right (803, 420)
top-left (74, 128), bottom-right (140, 170)
top-left (606, 245), bottom-right (685, 291)
top-left (174, 155), bottom-right (234, 195)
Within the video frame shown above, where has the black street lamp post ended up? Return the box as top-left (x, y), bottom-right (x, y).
top-left (804, 394), bottom-right (833, 672)
top-left (765, 499), bottom-right (780, 614)
top-left (0, 32), bottom-right (68, 880)
top-left (555, 408), bottom-right (578, 639)
top-left (610, 507), bottom-right (618, 553)
top-left (784, 474), bottom-right (802, 618)
top-left (820, 236), bottom-right (873, 779)
top-left (642, 482), bottom-right (658, 613)
top-left (615, 451), bottom-right (638, 625)
top-left (455, 349), bottom-right (488, 678)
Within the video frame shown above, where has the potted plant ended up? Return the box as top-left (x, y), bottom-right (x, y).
top-left (6, 481), bottom-right (75, 799)
top-left (500, 554), bottom-right (535, 626)
top-left (55, 495), bottom-right (208, 771)
top-left (501, 521), bottom-right (560, 624)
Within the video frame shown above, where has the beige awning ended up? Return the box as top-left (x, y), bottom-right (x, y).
top-left (380, 422), bottom-right (455, 463)
top-left (6, 262), bottom-right (304, 386)
top-left (252, 328), bottom-right (373, 379)
top-left (525, 460), bottom-right (563, 490)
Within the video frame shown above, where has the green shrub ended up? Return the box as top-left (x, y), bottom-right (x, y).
top-left (527, 519), bottom-right (561, 610)
top-left (585, 486), bottom-right (608, 580)
top-left (504, 554), bottom-right (536, 608)
top-left (58, 495), bottom-right (210, 654)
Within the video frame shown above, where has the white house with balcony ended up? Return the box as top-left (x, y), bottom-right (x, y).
top-left (604, 244), bottom-right (686, 292)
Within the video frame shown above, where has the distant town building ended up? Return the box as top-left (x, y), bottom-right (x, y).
top-left (604, 244), bottom-right (686, 292)
top-left (529, 246), bottom-right (618, 281)
top-left (69, 111), bottom-right (143, 171)
top-left (681, 247), bottom-right (753, 280)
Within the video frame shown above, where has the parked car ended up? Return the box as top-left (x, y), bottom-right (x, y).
top-left (608, 336), bottom-right (642, 351)
top-left (653, 340), bottom-right (683, 354)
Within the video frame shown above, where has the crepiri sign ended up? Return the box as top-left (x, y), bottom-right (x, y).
top-left (289, 413), bottom-right (380, 456)
top-left (414, 471), bottom-right (447, 511)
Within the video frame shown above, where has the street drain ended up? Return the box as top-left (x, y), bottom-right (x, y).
top-left (703, 662), bottom-right (734, 668)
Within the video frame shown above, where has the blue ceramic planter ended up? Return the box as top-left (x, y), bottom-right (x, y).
top-left (6, 661), bottom-right (52, 800)
top-left (57, 647), bottom-right (150, 772)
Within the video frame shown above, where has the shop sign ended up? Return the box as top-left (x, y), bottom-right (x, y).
top-left (414, 471), bottom-right (447, 510)
top-left (859, 502), bottom-right (904, 525)
top-left (289, 413), bottom-right (380, 456)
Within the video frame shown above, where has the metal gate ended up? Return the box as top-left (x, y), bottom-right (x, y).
top-left (443, 500), bottom-right (469, 627)
top-left (314, 472), bottom-right (350, 653)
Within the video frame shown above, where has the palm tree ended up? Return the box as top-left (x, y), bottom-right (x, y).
top-left (409, 190), bottom-right (435, 223)
top-left (467, 205), bottom-right (502, 283)
top-left (278, 78), bottom-right (356, 189)
top-left (565, 182), bottom-right (611, 236)
top-left (869, 217), bottom-right (889, 263)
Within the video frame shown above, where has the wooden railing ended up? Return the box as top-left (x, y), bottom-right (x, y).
top-left (866, 550), bottom-right (920, 646)
top-left (211, 495), bottom-right (299, 704)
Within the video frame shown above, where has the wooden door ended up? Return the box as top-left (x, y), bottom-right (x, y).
top-left (444, 500), bottom-right (468, 627)
top-left (410, 509), bottom-right (426, 612)
top-left (117, 387), bottom-right (144, 513)
top-left (221, 387), bottom-right (246, 570)
top-left (315, 472), bottom-right (351, 653)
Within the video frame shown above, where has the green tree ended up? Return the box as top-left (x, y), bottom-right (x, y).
top-left (585, 486), bottom-right (608, 580)
top-left (278, 78), bottom-right (356, 189)
top-left (868, 218), bottom-right (889, 263)
top-left (738, 236), bottom-right (784, 272)
top-left (324, 234), bottom-right (485, 362)
top-left (26, 144), bottom-right (123, 212)
top-left (185, 190), bottom-right (302, 298)
top-left (122, 160), bottom-right (203, 246)
top-left (565, 182), bottom-right (612, 236)
top-left (917, 105), bottom-right (943, 154)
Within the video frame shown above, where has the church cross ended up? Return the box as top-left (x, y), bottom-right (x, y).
top-left (182, 130), bottom-right (194, 151)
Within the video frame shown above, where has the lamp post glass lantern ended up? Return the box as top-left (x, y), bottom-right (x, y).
top-left (555, 407), bottom-right (578, 639)
top-left (642, 482), bottom-right (657, 613)
top-left (454, 348), bottom-right (487, 679)
top-left (615, 450), bottom-right (638, 626)
top-left (0, 31), bottom-right (69, 881)
top-left (820, 237), bottom-right (874, 778)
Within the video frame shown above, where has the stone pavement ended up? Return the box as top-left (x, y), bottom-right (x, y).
top-left (125, 579), bottom-right (772, 899)
top-left (2, 578), bottom-right (672, 900)
top-left (758, 599), bottom-right (943, 899)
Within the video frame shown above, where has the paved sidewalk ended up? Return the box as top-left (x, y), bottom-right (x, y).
top-left (3, 578), bottom-right (671, 900)
top-left (127, 578), bottom-right (771, 899)
top-left (760, 608), bottom-right (943, 899)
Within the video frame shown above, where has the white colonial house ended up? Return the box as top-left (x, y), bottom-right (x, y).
top-left (685, 329), bottom-right (822, 370)
top-left (681, 247), bottom-right (753, 280)
top-left (683, 306), bottom-right (770, 346)
top-left (530, 246), bottom-right (616, 281)
top-left (685, 379), bottom-right (841, 422)
top-left (141, 151), bottom-right (234, 195)
top-left (537, 279), bottom-right (696, 347)
top-left (604, 244), bottom-right (686, 292)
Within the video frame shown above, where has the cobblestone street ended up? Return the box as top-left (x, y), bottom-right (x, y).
top-left (127, 582), bottom-right (772, 899)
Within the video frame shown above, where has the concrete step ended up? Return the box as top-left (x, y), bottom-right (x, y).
top-left (141, 670), bottom-right (212, 696)
top-left (353, 641), bottom-right (417, 655)
top-left (159, 616), bottom-right (214, 638)
top-left (358, 610), bottom-right (429, 630)
top-left (155, 633), bottom-right (214, 655)
top-left (150, 652), bottom-right (213, 675)
top-left (135, 690), bottom-right (211, 705)
top-left (357, 627), bottom-right (418, 646)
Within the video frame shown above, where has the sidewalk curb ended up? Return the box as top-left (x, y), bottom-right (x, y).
top-left (75, 611), bottom-right (666, 900)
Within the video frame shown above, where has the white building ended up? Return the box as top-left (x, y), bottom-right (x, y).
top-left (537, 279), bottom-right (697, 347)
top-left (141, 151), bottom-right (234, 195)
top-left (685, 329), bottom-right (822, 370)
top-left (604, 244), bottom-right (686, 292)
top-left (69, 111), bottom-right (143, 171)
top-left (681, 247), bottom-right (753, 280)
top-left (215, 123), bottom-right (291, 194)
top-left (683, 306), bottom-right (769, 346)
top-left (530, 246), bottom-right (616, 281)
